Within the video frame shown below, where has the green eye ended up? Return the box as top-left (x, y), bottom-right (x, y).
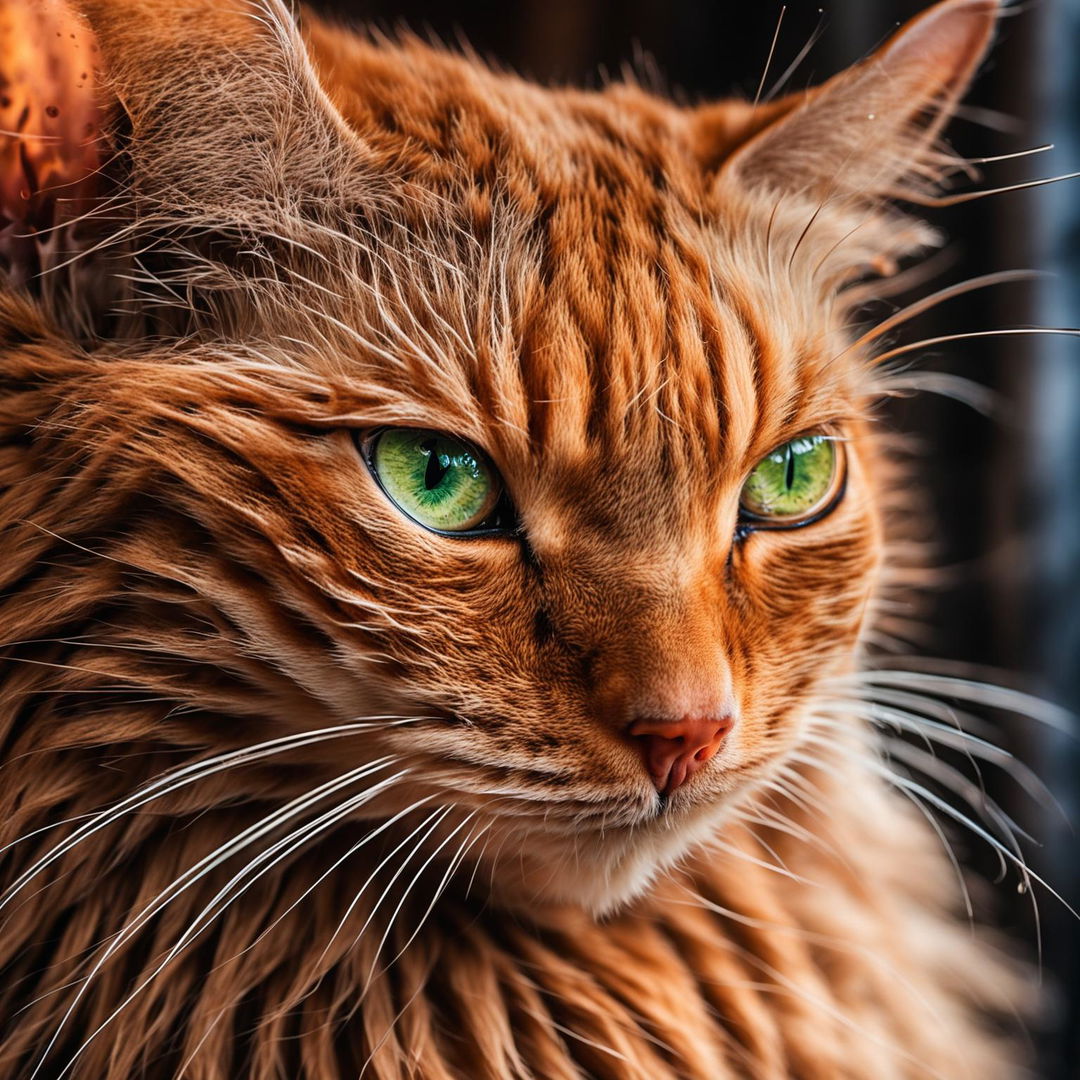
top-left (369, 428), bottom-right (503, 533)
top-left (739, 434), bottom-right (843, 524)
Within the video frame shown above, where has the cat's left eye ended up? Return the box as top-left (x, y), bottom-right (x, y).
top-left (363, 427), bottom-right (508, 535)
top-left (738, 434), bottom-right (845, 527)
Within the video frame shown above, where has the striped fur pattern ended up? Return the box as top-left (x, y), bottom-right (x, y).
top-left (0, 0), bottom-right (1036, 1076)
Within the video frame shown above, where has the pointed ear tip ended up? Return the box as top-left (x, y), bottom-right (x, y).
top-left (891, 0), bottom-right (1002, 55)
top-left (877, 0), bottom-right (1002, 97)
top-left (931, 0), bottom-right (1002, 14)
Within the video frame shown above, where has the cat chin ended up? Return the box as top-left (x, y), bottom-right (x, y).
top-left (481, 799), bottom-right (732, 918)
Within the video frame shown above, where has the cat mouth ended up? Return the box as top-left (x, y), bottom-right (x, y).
top-left (628, 755), bottom-right (767, 829)
top-left (642, 785), bottom-right (715, 824)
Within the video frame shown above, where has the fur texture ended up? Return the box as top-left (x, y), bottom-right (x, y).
top-left (0, 0), bottom-right (1039, 1076)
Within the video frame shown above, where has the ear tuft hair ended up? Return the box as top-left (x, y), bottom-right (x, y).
top-left (720, 0), bottom-right (1000, 201)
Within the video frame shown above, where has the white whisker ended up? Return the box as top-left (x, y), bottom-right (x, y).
top-left (363, 809), bottom-right (482, 987)
top-left (36, 756), bottom-right (406, 1079)
top-left (311, 805), bottom-right (447, 978)
top-left (1, 718), bottom-right (424, 905)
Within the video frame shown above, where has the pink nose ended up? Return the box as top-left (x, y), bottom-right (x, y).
top-left (627, 715), bottom-right (733, 795)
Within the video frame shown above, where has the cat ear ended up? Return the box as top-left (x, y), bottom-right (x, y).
top-left (1, 0), bottom-right (361, 339)
top-left (64, 0), bottom-right (359, 200)
top-left (717, 0), bottom-right (999, 201)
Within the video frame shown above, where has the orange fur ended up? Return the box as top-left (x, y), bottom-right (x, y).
top-left (0, 0), bottom-right (1034, 1076)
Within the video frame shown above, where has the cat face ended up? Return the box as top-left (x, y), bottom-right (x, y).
top-left (317, 313), bottom-right (880, 911)
top-left (1, 0), bottom-right (997, 913)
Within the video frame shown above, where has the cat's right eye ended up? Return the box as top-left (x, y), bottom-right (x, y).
top-left (362, 428), bottom-right (509, 535)
top-left (738, 434), bottom-right (845, 528)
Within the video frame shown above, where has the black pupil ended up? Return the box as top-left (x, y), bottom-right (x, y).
top-left (784, 443), bottom-right (796, 491)
top-left (421, 438), bottom-right (449, 490)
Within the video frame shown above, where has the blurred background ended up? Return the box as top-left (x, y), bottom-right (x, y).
top-left (308, 0), bottom-right (1080, 1074)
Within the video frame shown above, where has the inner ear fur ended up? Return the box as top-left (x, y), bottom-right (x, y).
top-left (715, 0), bottom-right (999, 201)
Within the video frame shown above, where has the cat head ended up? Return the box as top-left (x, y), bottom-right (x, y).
top-left (1, 0), bottom-right (998, 913)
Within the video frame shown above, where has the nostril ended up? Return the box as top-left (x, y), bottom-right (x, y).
top-left (626, 714), bottom-right (735, 795)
